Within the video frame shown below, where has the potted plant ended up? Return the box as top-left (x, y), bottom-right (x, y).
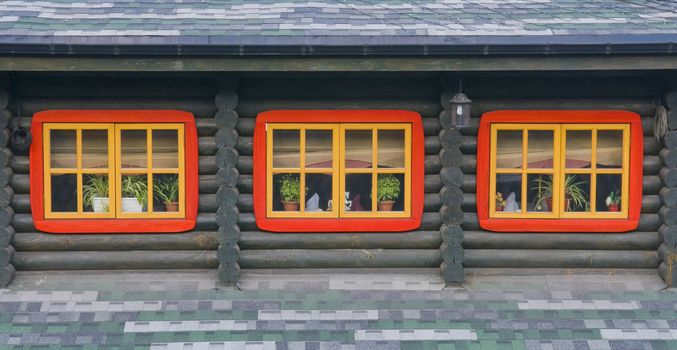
top-left (377, 173), bottom-right (400, 211)
top-left (606, 190), bottom-right (621, 212)
top-left (496, 192), bottom-right (505, 211)
top-left (532, 174), bottom-right (590, 212)
top-left (278, 174), bottom-right (300, 211)
top-left (154, 175), bottom-right (179, 212)
top-left (82, 175), bottom-right (109, 212)
top-left (121, 175), bottom-right (148, 212)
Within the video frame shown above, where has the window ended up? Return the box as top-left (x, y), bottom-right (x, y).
top-left (477, 110), bottom-right (643, 232)
top-left (31, 110), bottom-right (198, 233)
top-left (254, 110), bottom-right (424, 232)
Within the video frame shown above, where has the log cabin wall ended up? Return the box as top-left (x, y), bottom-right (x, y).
top-left (234, 75), bottom-right (446, 270)
top-left (0, 74), bottom-right (15, 286)
top-left (659, 87), bottom-right (677, 286)
top-left (8, 74), bottom-right (222, 271)
top-left (455, 75), bottom-right (663, 272)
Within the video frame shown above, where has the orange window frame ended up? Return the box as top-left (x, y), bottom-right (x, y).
top-left (253, 110), bottom-right (425, 232)
top-left (477, 110), bottom-right (643, 233)
top-left (30, 110), bottom-right (199, 234)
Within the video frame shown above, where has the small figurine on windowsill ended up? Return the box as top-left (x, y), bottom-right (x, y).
top-left (496, 192), bottom-right (506, 211)
top-left (606, 190), bottom-right (621, 212)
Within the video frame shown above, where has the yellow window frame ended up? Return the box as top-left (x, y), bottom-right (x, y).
top-left (44, 123), bottom-right (116, 219)
top-left (43, 123), bottom-right (185, 219)
top-left (489, 123), bottom-right (630, 219)
top-left (266, 123), bottom-right (412, 219)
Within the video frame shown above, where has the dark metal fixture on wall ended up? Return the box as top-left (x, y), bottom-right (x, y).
top-left (450, 79), bottom-right (471, 128)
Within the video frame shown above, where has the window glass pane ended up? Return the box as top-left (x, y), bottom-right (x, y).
top-left (305, 130), bottom-right (333, 168)
top-left (378, 130), bottom-right (405, 168)
top-left (377, 173), bottom-right (404, 212)
top-left (272, 130), bottom-right (300, 168)
top-left (273, 173), bottom-right (300, 212)
top-left (82, 174), bottom-right (109, 213)
top-left (527, 174), bottom-right (553, 213)
top-left (305, 173), bottom-right (332, 212)
top-left (51, 174), bottom-right (77, 212)
top-left (120, 174), bottom-right (148, 212)
top-left (563, 174), bottom-right (590, 212)
top-left (597, 174), bottom-right (623, 212)
top-left (597, 130), bottom-right (623, 168)
top-left (153, 174), bottom-right (179, 212)
top-left (345, 173), bottom-right (372, 212)
top-left (495, 174), bottom-right (521, 212)
top-left (496, 130), bottom-right (522, 169)
top-left (345, 130), bottom-right (373, 169)
top-left (566, 130), bottom-right (592, 168)
top-left (50, 130), bottom-right (76, 168)
top-left (527, 130), bottom-right (554, 169)
top-left (153, 129), bottom-right (179, 169)
top-left (82, 130), bottom-right (108, 169)
top-left (121, 130), bottom-right (147, 169)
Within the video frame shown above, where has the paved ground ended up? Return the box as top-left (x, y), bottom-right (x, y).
top-left (0, 268), bottom-right (675, 350)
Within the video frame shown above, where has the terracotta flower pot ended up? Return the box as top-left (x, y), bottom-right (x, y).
top-left (378, 200), bottom-right (395, 211)
top-left (496, 206), bottom-right (504, 212)
top-left (545, 196), bottom-right (571, 211)
top-left (282, 201), bottom-right (299, 211)
top-left (608, 204), bottom-right (619, 212)
top-left (164, 201), bottom-right (179, 212)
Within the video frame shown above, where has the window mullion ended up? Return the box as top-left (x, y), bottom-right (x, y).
top-left (521, 128), bottom-right (527, 214)
top-left (556, 125), bottom-right (564, 218)
top-left (299, 128), bottom-right (306, 214)
top-left (147, 128), bottom-right (154, 214)
top-left (371, 128), bottom-right (378, 214)
top-left (76, 128), bottom-right (83, 214)
top-left (590, 128), bottom-right (597, 213)
top-left (333, 124), bottom-right (340, 219)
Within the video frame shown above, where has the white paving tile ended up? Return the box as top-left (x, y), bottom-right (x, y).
top-left (258, 309), bottom-right (378, 320)
top-left (125, 320), bottom-right (248, 333)
top-left (600, 329), bottom-right (677, 340)
top-left (354, 329), bottom-right (477, 341)
top-left (150, 342), bottom-right (277, 350)
top-left (518, 300), bottom-right (639, 310)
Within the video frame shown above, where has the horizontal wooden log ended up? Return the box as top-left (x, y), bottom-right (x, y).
top-left (236, 99), bottom-right (442, 119)
top-left (460, 117), bottom-right (655, 137)
top-left (465, 98), bottom-right (656, 118)
top-left (236, 117), bottom-right (442, 137)
top-left (660, 168), bottom-right (677, 188)
top-left (240, 78), bottom-right (440, 99)
top-left (0, 264), bottom-right (15, 287)
top-left (199, 137), bottom-right (217, 156)
top-left (13, 250), bottom-right (218, 271)
top-left (462, 212), bottom-right (661, 232)
top-left (658, 261), bottom-right (674, 286)
top-left (240, 249), bottom-right (441, 269)
top-left (463, 231), bottom-right (660, 250)
top-left (12, 231), bottom-right (219, 251)
top-left (464, 249), bottom-right (659, 268)
top-left (17, 77), bottom-right (218, 98)
top-left (9, 173), bottom-right (219, 195)
top-left (444, 77), bottom-right (658, 100)
top-left (643, 175), bottom-right (663, 195)
top-left (12, 212), bottom-right (218, 232)
top-left (642, 195), bottom-right (662, 214)
top-left (21, 99), bottom-right (217, 119)
top-left (659, 225), bottom-right (677, 248)
top-left (239, 231), bottom-right (441, 250)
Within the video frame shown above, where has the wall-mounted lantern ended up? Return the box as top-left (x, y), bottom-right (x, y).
top-left (449, 80), bottom-right (471, 128)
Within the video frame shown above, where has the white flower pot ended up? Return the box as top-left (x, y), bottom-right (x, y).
top-left (91, 197), bottom-right (109, 213)
top-left (121, 197), bottom-right (143, 212)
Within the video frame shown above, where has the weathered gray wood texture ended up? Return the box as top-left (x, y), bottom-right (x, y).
top-left (0, 75), bottom-right (15, 286)
top-left (234, 77), bottom-right (446, 270)
top-left (214, 86), bottom-right (241, 285)
top-left (9, 76), bottom-right (220, 272)
top-left (659, 87), bottom-right (677, 286)
top-left (452, 76), bottom-right (662, 272)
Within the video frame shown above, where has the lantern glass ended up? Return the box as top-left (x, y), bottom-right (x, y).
top-left (450, 93), bottom-right (471, 128)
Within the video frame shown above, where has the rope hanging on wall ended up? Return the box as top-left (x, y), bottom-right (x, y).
top-left (655, 104), bottom-right (668, 142)
top-left (10, 126), bottom-right (31, 151)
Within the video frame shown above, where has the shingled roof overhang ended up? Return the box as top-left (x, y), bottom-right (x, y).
top-left (0, 33), bottom-right (675, 57)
